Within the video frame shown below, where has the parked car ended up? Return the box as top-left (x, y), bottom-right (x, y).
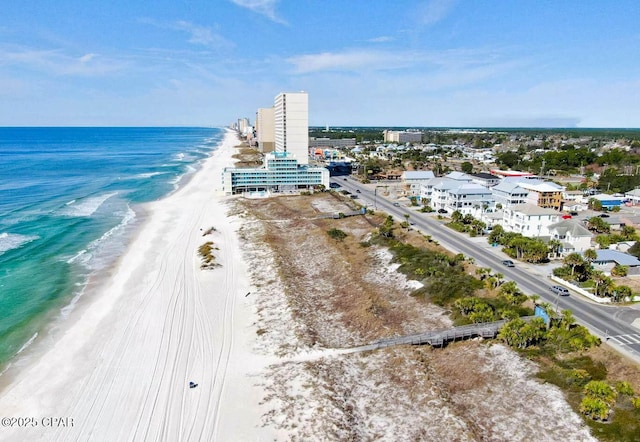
top-left (437, 209), bottom-right (447, 214)
top-left (393, 202), bottom-right (400, 207)
top-left (599, 213), bottom-right (610, 218)
top-left (356, 189), bottom-right (361, 193)
top-left (550, 285), bottom-right (570, 296)
top-left (501, 260), bottom-right (515, 267)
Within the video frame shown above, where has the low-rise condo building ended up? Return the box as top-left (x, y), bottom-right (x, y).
top-left (222, 151), bottom-right (329, 195)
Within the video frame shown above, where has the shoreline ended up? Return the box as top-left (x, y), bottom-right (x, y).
top-left (0, 129), bottom-right (275, 440)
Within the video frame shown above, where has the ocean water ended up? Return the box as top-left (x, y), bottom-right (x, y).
top-left (0, 127), bottom-right (223, 370)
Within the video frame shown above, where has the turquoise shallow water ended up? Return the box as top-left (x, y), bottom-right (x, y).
top-left (0, 127), bottom-right (223, 368)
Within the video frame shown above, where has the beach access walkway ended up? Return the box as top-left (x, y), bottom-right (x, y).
top-left (351, 316), bottom-right (537, 352)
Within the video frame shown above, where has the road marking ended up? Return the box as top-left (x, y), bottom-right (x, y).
top-left (609, 334), bottom-right (640, 345)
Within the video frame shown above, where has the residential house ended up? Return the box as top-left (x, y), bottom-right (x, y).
top-left (563, 190), bottom-right (585, 203)
top-left (548, 219), bottom-right (593, 255)
top-left (428, 173), bottom-right (474, 211)
top-left (444, 183), bottom-right (494, 215)
top-left (401, 170), bottom-right (435, 196)
top-left (592, 249), bottom-right (640, 275)
top-left (519, 180), bottom-right (565, 210)
top-left (491, 180), bottom-right (529, 208)
top-left (624, 188), bottom-right (640, 205)
top-left (590, 193), bottom-right (626, 211)
top-left (469, 172), bottom-right (501, 188)
top-left (502, 204), bottom-right (561, 237)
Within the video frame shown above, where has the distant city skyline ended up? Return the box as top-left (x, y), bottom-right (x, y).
top-left (2, 1), bottom-right (639, 128)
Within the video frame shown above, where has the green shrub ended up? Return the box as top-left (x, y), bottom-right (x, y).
top-left (327, 228), bottom-right (347, 241)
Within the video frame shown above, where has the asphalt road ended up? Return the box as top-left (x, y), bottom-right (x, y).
top-left (333, 176), bottom-right (640, 363)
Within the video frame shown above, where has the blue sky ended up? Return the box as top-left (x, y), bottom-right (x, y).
top-left (1, 0), bottom-right (639, 127)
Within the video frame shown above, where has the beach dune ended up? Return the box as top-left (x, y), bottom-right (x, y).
top-left (0, 130), bottom-right (270, 441)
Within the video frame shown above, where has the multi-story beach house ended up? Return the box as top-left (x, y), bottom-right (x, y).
top-left (491, 179), bottom-right (529, 208)
top-left (401, 170), bottom-right (435, 196)
top-left (274, 92), bottom-right (309, 165)
top-left (445, 183), bottom-right (494, 215)
top-left (469, 172), bottom-right (501, 188)
top-left (519, 180), bottom-right (565, 210)
top-left (547, 219), bottom-right (593, 255)
top-left (427, 173), bottom-right (474, 211)
top-left (502, 203), bottom-right (561, 237)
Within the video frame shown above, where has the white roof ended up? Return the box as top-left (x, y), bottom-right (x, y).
top-left (402, 170), bottom-right (435, 180)
top-left (509, 203), bottom-right (560, 216)
top-left (591, 193), bottom-right (626, 202)
top-left (519, 180), bottom-right (564, 192)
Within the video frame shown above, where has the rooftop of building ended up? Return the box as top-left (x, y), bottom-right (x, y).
top-left (509, 203), bottom-right (561, 216)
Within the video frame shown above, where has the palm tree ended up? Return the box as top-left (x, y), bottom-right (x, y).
top-left (493, 273), bottom-right (504, 288)
top-left (613, 285), bottom-right (632, 302)
top-left (560, 309), bottom-right (576, 330)
top-left (622, 225), bottom-right (638, 240)
top-left (591, 271), bottom-right (612, 297)
top-left (564, 252), bottom-right (585, 277)
top-left (475, 267), bottom-right (491, 279)
top-left (548, 239), bottom-right (562, 259)
top-left (584, 248), bottom-right (598, 266)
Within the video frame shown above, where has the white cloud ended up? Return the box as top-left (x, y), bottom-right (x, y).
top-left (139, 18), bottom-right (233, 49)
top-left (286, 47), bottom-right (520, 78)
top-left (416, 0), bottom-right (457, 26)
top-left (287, 50), bottom-right (420, 74)
top-left (0, 45), bottom-right (125, 76)
top-left (79, 53), bottom-right (96, 63)
top-left (173, 21), bottom-right (231, 48)
top-left (230, 0), bottom-right (287, 24)
top-left (366, 36), bottom-right (394, 43)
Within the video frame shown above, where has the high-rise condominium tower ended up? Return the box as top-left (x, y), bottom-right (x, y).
top-left (274, 92), bottom-right (308, 165)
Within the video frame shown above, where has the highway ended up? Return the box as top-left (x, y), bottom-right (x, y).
top-left (333, 176), bottom-right (640, 363)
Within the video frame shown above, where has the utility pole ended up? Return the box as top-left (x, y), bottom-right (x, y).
top-left (540, 158), bottom-right (546, 177)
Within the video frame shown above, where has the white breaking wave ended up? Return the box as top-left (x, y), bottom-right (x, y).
top-left (60, 192), bottom-right (118, 217)
top-left (135, 172), bottom-right (167, 179)
top-left (66, 204), bottom-right (136, 269)
top-left (0, 232), bottom-right (39, 255)
top-left (16, 332), bottom-right (38, 355)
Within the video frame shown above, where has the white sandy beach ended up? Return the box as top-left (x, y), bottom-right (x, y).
top-left (0, 130), bottom-right (275, 441)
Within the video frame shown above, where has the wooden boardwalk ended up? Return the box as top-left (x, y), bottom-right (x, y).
top-left (353, 316), bottom-right (537, 352)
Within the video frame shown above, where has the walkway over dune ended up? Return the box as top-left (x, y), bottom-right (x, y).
top-left (352, 316), bottom-right (537, 352)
